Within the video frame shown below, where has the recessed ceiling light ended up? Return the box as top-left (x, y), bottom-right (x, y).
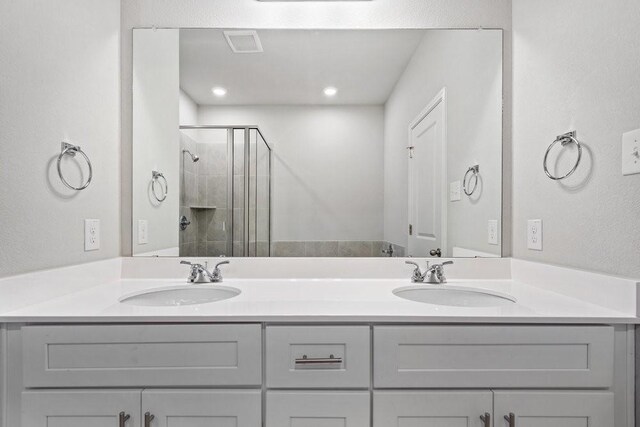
top-left (323, 86), bottom-right (338, 97)
top-left (212, 87), bottom-right (227, 97)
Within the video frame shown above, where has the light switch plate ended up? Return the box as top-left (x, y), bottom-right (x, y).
top-left (622, 129), bottom-right (640, 176)
top-left (449, 181), bottom-right (461, 201)
top-left (138, 220), bottom-right (148, 245)
top-left (84, 219), bottom-right (100, 251)
top-left (527, 219), bottom-right (542, 251)
top-left (488, 220), bottom-right (499, 245)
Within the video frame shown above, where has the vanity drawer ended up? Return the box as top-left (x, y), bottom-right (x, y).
top-left (374, 325), bottom-right (614, 388)
top-left (22, 324), bottom-right (262, 388)
top-left (266, 326), bottom-right (370, 388)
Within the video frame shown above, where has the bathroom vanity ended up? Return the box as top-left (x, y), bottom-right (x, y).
top-left (15, 323), bottom-right (618, 427)
top-left (0, 257), bottom-right (637, 427)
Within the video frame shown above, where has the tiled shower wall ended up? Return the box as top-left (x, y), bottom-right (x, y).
top-left (271, 241), bottom-right (405, 257)
top-left (179, 130), bottom-right (230, 257)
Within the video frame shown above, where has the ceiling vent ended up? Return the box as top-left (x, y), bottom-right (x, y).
top-left (224, 30), bottom-right (264, 54)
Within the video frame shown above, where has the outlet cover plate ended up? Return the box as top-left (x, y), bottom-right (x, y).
top-left (449, 181), bottom-right (461, 201)
top-left (138, 220), bottom-right (148, 245)
top-left (527, 219), bottom-right (543, 251)
top-left (488, 220), bottom-right (499, 245)
top-left (84, 219), bottom-right (100, 251)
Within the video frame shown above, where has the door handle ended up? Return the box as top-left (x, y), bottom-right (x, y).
top-left (504, 412), bottom-right (515, 427)
top-left (480, 412), bottom-right (490, 427)
top-left (429, 248), bottom-right (442, 257)
top-left (119, 412), bottom-right (130, 427)
top-left (145, 412), bottom-right (155, 427)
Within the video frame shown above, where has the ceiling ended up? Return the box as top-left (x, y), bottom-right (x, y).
top-left (179, 29), bottom-right (427, 106)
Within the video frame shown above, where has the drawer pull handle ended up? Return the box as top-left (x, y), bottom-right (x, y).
top-left (295, 354), bottom-right (343, 365)
top-left (480, 412), bottom-right (490, 427)
top-left (504, 413), bottom-right (515, 427)
top-left (145, 412), bottom-right (155, 427)
top-left (119, 412), bottom-right (130, 427)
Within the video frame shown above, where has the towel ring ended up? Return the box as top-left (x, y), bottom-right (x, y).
top-left (57, 142), bottom-right (92, 191)
top-left (151, 171), bottom-right (168, 202)
top-left (543, 131), bottom-right (582, 180)
top-left (463, 165), bottom-right (480, 196)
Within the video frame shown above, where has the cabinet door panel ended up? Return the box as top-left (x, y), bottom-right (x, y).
top-left (22, 390), bottom-right (140, 427)
top-left (267, 391), bottom-right (369, 427)
top-left (142, 389), bottom-right (261, 427)
top-left (374, 391), bottom-right (492, 427)
top-left (493, 391), bottom-right (613, 426)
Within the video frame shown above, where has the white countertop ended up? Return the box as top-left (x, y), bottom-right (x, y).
top-left (1, 277), bottom-right (637, 324)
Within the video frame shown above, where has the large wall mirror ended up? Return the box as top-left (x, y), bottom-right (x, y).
top-left (132, 28), bottom-right (503, 258)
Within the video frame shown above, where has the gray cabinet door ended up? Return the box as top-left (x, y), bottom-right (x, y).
top-left (142, 390), bottom-right (262, 427)
top-left (374, 391), bottom-right (493, 427)
top-left (493, 391), bottom-right (614, 426)
top-left (22, 390), bottom-right (141, 427)
top-left (267, 391), bottom-right (370, 427)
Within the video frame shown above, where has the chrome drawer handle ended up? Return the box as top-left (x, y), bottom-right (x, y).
top-left (144, 412), bottom-right (155, 427)
top-left (504, 412), bottom-right (515, 427)
top-left (480, 412), bottom-right (490, 427)
top-left (294, 354), bottom-right (343, 365)
top-left (119, 412), bottom-right (130, 427)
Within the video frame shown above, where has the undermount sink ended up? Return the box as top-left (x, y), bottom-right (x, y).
top-left (119, 285), bottom-right (240, 307)
top-left (393, 285), bottom-right (516, 307)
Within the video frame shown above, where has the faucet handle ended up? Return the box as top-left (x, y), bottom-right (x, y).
top-left (405, 260), bottom-right (428, 283)
top-left (214, 260), bottom-right (230, 269)
top-left (405, 260), bottom-right (420, 269)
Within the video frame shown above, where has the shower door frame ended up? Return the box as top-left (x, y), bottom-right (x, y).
top-left (179, 125), bottom-right (272, 257)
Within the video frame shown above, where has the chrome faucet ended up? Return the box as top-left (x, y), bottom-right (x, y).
top-left (180, 260), bottom-right (230, 283)
top-left (405, 260), bottom-right (454, 284)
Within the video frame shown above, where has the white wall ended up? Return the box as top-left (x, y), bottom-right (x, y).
top-left (0, 0), bottom-right (121, 277)
top-left (384, 30), bottom-right (503, 256)
top-left (179, 89), bottom-right (199, 126)
top-left (132, 29), bottom-right (180, 256)
top-left (120, 0), bottom-right (513, 255)
top-left (198, 105), bottom-right (385, 242)
top-left (512, 0), bottom-right (640, 278)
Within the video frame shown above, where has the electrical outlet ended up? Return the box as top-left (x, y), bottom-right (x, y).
top-left (527, 219), bottom-right (542, 251)
top-left (138, 220), bottom-right (148, 244)
top-left (488, 220), bottom-right (499, 245)
top-left (84, 219), bottom-right (100, 251)
top-left (622, 129), bottom-right (640, 176)
top-left (449, 181), bottom-right (461, 201)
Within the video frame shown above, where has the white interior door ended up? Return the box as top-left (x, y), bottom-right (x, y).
top-left (408, 89), bottom-right (446, 257)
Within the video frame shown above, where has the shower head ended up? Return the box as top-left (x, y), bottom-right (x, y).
top-left (182, 149), bottom-right (200, 162)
